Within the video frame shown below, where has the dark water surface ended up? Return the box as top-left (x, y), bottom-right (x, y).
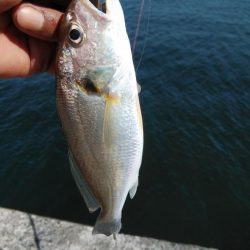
top-left (1, 0), bottom-right (250, 249)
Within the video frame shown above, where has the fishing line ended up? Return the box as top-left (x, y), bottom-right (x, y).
top-left (132, 0), bottom-right (145, 54)
top-left (133, 0), bottom-right (152, 72)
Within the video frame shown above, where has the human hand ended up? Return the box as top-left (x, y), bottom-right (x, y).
top-left (0, 1), bottom-right (68, 78)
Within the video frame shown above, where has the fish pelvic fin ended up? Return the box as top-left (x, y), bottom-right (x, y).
top-left (68, 150), bottom-right (100, 213)
top-left (129, 180), bottom-right (138, 199)
top-left (92, 216), bottom-right (122, 236)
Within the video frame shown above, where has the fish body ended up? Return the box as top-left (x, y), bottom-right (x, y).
top-left (56, 0), bottom-right (143, 236)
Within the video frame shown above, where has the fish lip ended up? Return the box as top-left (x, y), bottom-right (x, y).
top-left (80, 0), bottom-right (112, 21)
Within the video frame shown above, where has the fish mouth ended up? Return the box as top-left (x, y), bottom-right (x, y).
top-left (81, 0), bottom-right (111, 20)
top-left (82, 0), bottom-right (119, 21)
top-left (89, 0), bottom-right (106, 13)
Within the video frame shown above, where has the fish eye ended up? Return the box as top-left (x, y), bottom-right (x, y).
top-left (68, 24), bottom-right (84, 45)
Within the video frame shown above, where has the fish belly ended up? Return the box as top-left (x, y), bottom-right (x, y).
top-left (56, 82), bottom-right (143, 235)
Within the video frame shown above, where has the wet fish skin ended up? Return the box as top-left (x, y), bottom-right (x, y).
top-left (56, 0), bottom-right (143, 236)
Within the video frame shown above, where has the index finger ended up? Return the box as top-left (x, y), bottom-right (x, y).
top-left (0, 0), bottom-right (22, 13)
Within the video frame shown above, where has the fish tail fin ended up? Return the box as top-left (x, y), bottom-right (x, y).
top-left (92, 217), bottom-right (122, 237)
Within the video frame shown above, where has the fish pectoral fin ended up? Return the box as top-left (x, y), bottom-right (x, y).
top-left (103, 95), bottom-right (119, 148)
top-left (129, 180), bottom-right (138, 199)
top-left (103, 99), bottom-right (112, 148)
top-left (68, 150), bottom-right (100, 213)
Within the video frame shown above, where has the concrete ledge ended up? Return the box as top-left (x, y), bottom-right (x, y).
top-left (0, 208), bottom-right (217, 250)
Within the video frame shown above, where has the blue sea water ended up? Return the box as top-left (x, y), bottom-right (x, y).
top-left (0, 0), bottom-right (250, 249)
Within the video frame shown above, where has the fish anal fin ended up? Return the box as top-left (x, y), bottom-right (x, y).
top-left (68, 150), bottom-right (100, 213)
top-left (129, 180), bottom-right (138, 199)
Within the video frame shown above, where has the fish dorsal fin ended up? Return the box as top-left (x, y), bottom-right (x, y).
top-left (137, 83), bottom-right (141, 93)
top-left (129, 180), bottom-right (138, 199)
top-left (68, 150), bottom-right (100, 213)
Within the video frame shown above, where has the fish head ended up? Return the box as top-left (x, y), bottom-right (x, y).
top-left (56, 0), bottom-right (131, 95)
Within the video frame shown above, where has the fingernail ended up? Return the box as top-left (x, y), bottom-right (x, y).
top-left (16, 6), bottom-right (44, 31)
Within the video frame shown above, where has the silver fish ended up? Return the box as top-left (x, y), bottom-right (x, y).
top-left (56, 0), bottom-right (143, 236)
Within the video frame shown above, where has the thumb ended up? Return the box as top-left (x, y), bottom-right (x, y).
top-left (12, 3), bottom-right (63, 41)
